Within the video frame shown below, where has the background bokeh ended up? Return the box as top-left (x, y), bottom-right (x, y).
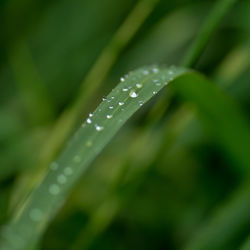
top-left (0, 0), bottom-right (250, 249)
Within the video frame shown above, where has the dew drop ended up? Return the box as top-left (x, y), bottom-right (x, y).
top-left (86, 118), bottom-right (92, 124)
top-left (74, 155), bottom-right (81, 163)
top-left (102, 96), bottom-right (107, 101)
top-left (57, 174), bottom-right (67, 184)
top-left (86, 140), bottom-right (92, 147)
top-left (106, 114), bottom-right (112, 119)
top-left (118, 101), bottom-right (124, 106)
top-left (29, 208), bottom-right (43, 222)
top-left (143, 70), bottom-right (149, 75)
top-left (50, 162), bottom-right (59, 171)
top-left (122, 88), bottom-right (128, 92)
top-left (129, 90), bottom-right (138, 98)
top-left (89, 113), bottom-right (93, 117)
top-left (64, 167), bottom-right (73, 176)
top-left (153, 91), bottom-right (157, 95)
top-left (120, 77), bottom-right (125, 82)
top-left (139, 100), bottom-right (144, 106)
top-left (136, 83), bottom-right (142, 88)
top-left (95, 124), bottom-right (104, 131)
top-left (152, 68), bottom-right (159, 73)
top-left (49, 184), bottom-right (60, 195)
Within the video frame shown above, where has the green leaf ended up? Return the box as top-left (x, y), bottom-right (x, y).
top-left (1, 66), bottom-right (250, 250)
top-left (0, 65), bottom-right (187, 250)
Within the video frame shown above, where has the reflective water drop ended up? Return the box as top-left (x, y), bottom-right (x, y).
top-left (106, 114), bottom-right (112, 119)
top-left (129, 90), bottom-right (138, 98)
top-left (136, 83), bottom-right (142, 88)
top-left (29, 208), bottom-right (43, 221)
top-left (143, 70), bottom-right (149, 75)
top-left (122, 88), bottom-right (128, 92)
top-left (86, 140), bottom-right (92, 147)
top-left (89, 113), bottom-right (93, 117)
top-left (139, 100), bottom-right (144, 106)
top-left (109, 106), bottom-right (114, 109)
top-left (120, 77), bottom-right (125, 82)
top-left (74, 155), bottom-right (81, 163)
top-left (152, 68), bottom-right (159, 73)
top-left (49, 184), bottom-right (60, 195)
top-left (102, 96), bottom-right (107, 101)
top-left (86, 118), bottom-right (92, 124)
top-left (153, 91), bottom-right (157, 95)
top-left (118, 101), bottom-right (124, 106)
top-left (57, 174), bottom-right (67, 184)
top-left (95, 125), bottom-right (104, 131)
top-left (64, 167), bottom-right (73, 176)
top-left (50, 162), bottom-right (58, 171)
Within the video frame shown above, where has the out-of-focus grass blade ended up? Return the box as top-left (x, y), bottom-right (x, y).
top-left (0, 66), bottom-right (187, 250)
top-left (182, 0), bottom-right (237, 67)
top-left (173, 72), bottom-right (250, 174)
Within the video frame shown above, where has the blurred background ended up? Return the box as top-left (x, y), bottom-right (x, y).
top-left (0, 0), bottom-right (250, 249)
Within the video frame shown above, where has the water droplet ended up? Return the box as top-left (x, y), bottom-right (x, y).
top-left (49, 184), bottom-right (60, 195)
top-left (143, 70), bottom-right (149, 75)
top-left (74, 155), bottom-right (81, 163)
top-left (153, 91), bottom-right (157, 95)
top-left (29, 208), bottom-right (43, 221)
top-left (169, 70), bottom-right (173, 75)
top-left (64, 167), bottom-right (73, 176)
top-left (152, 68), bottom-right (159, 73)
top-left (129, 90), bottom-right (138, 98)
top-left (139, 100), bottom-right (144, 106)
top-left (86, 118), bottom-right (92, 124)
top-left (50, 162), bottom-right (58, 171)
top-left (120, 77), bottom-right (125, 82)
top-left (57, 174), bottom-right (67, 184)
top-left (136, 83), bottom-right (142, 88)
top-left (122, 88), bottom-right (128, 92)
top-left (89, 113), bottom-right (93, 117)
top-left (118, 101), bottom-right (124, 106)
top-left (156, 82), bottom-right (161, 86)
top-left (102, 96), bottom-right (107, 101)
top-left (109, 106), bottom-right (114, 109)
top-left (106, 114), bottom-right (112, 119)
top-left (95, 124), bottom-right (104, 131)
top-left (111, 96), bottom-right (114, 99)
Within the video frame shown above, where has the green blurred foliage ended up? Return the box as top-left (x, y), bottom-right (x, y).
top-left (0, 0), bottom-right (250, 249)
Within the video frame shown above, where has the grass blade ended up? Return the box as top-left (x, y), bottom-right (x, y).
top-left (2, 65), bottom-right (250, 250)
top-left (0, 66), bottom-right (187, 250)
top-left (181, 0), bottom-right (237, 67)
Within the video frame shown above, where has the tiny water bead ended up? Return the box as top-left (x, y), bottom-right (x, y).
top-left (95, 124), bottom-right (104, 131)
top-left (118, 101), bottom-right (124, 106)
top-left (120, 77), bottom-right (125, 82)
top-left (64, 167), bottom-right (73, 176)
top-left (50, 162), bottom-right (59, 171)
top-left (29, 208), bottom-right (43, 222)
top-left (57, 174), bottom-right (67, 184)
top-left (49, 184), bottom-right (60, 195)
top-left (109, 106), bottom-right (114, 109)
top-left (102, 96), bottom-right (107, 101)
top-left (89, 113), bottom-right (93, 117)
top-left (122, 88), bottom-right (128, 92)
top-left (136, 83), bottom-right (142, 88)
top-left (86, 118), bottom-right (92, 124)
top-left (153, 91), bottom-right (157, 95)
top-left (129, 90), bottom-right (138, 98)
top-left (106, 114), bottom-right (112, 119)
top-left (152, 68), bottom-right (159, 73)
top-left (74, 155), bottom-right (81, 163)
